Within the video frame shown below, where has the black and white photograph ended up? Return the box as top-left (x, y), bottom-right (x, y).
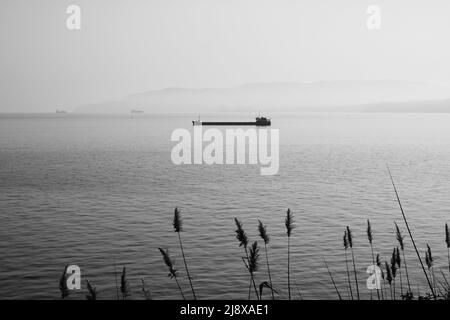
top-left (1, 0), bottom-right (450, 313)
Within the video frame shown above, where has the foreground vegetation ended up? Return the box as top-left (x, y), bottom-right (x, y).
top-left (59, 170), bottom-right (450, 300)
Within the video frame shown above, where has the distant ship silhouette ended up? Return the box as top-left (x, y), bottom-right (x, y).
top-left (192, 115), bottom-right (271, 126)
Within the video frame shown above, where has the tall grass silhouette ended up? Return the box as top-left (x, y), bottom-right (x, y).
top-left (234, 217), bottom-right (252, 299)
top-left (59, 265), bottom-right (69, 299)
top-left (86, 280), bottom-right (97, 300)
top-left (390, 248), bottom-right (397, 299)
top-left (56, 170), bottom-right (450, 300)
top-left (159, 247), bottom-right (185, 300)
top-left (173, 207), bottom-right (197, 300)
top-left (385, 261), bottom-right (393, 299)
top-left (120, 267), bottom-right (130, 300)
top-left (395, 246), bottom-right (403, 297)
top-left (446, 223), bottom-right (450, 277)
top-left (58, 217), bottom-right (450, 300)
top-left (258, 220), bottom-right (275, 300)
top-left (425, 244), bottom-right (435, 295)
top-left (324, 258), bottom-right (342, 300)
top-left (387, 166), bottom-right (435, 298)
top-left (376, 254), bottom-right (385, 300)
top-left (343, 230), bottom-right (353, 300)
top-left (366, 219), bottom-right (379, 300)
top-left (285, 209), bottom-right (294, 300)
top-left (346, 226), bottom-right (360, 300)
top-left (247, 241), bottom-right (260, 300)
top-left (395, 222), bottom-right (412, 298)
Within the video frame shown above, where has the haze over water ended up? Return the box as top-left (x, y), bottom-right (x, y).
top-left (1, 112), bottom-right (450, 299)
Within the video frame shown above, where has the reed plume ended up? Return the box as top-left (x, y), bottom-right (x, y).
top-left (385, 261), bottom-right (393, 300)
top-left (248, 241), bottom-right (259, 273)
top-left (395, 222), bottom-right (412, 296)
top-left (85, 280), bottom-right (97, 300)
top-left (59, 265), bottom-right (69, 299)
top-left (234, 218), bottom-right (252, 299)
top-left (346, 226), bottom-right (360, 300)
top-left (158, 247), bottom-right (185, 300)
top-left (248, 241), bottom-right (261, 300)
top-left (258, 220), bottom-right (274, 299)
top-left (390, 248), bottom-right (397, 299)
top-left (173, 207), bottom-right (196, 299)
top-left (366, 219), bottom-right (379, 300)
top-left (425, 244), bottom-right (436, 296)
top-left (343, 230), bottom-right (353, 300)
top-left (446, 223), bottom-right (450, 278)
top-left (387, 166), bottom-right (435, 297)
top-left (120, 267), bottom-right (130, 300)
top-left (285, 209), bottom-right (294, 300)
top-left (235, 218), bottom-right (249, 248)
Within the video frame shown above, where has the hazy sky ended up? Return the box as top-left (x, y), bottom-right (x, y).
top-left (1, 0), bottom-right (450, 112)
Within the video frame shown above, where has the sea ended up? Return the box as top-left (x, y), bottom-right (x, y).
top-left (1, 112), bottom-right (450, 299)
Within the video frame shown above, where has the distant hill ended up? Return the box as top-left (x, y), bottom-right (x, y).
top-left (74, 80), bottom-right (450, 113)
top-left (359, 99), bottom-right (450, 113)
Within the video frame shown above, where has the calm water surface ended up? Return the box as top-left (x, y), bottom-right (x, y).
top-left (1, 113), bottom-right (450, 299)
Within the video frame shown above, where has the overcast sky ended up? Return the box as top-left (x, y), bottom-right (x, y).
top-left (1, 0), bottom-right (450, 112)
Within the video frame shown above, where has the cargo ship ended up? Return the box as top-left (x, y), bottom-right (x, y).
top-left (192, 115), bottom-right (271, 126)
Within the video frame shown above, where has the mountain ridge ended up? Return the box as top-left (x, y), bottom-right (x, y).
top-left (74, 80), bottom-right (450, 113)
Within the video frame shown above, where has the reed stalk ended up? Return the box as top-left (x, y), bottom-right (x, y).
top-left (158, 247), bottom-right (185, 300)
top-left (343, 230), bottom-right (353, 300)
top-left (446, 223), bottom-right (450, 278)
top-left (173, 208), bottom-right (197, 300)
top-left (285, 209), bottom-right (294, 300)
top-left (324, 258), bottom-right (342, 300)
top-left (248, 241), bottom-right (261, 300)
top-left (59, 265), bottom-right (69, 299)
top-left (395, 222), bottom-right (412, 296)
top-left (120, 267), bottom-right (130, 300)
top-left (86, 280), bottom-right (97, 300)
top-left (376, 254), bottom-right (385, 300)
top-left (259, 281), bottom-right (278, 299)
top-left (387, 166), bottom-right (435, 298)
top-left (346, 226), bottom-right (360, 300)
top-left (367, 219), bottom-right (380, 300)
top-left (234, 217), bottom-right (252, 299)
top-left (425, 244), bottom-right (436, 296)
top-left (258, 220), bottom-right (275, 300)
top-left (385, 261), bottom-right (393, 300)
top-left (390, 248), bottom-right (397, 299)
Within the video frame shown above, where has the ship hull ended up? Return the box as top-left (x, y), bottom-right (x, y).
top-left (192, 121), bottom-right (271, 126)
